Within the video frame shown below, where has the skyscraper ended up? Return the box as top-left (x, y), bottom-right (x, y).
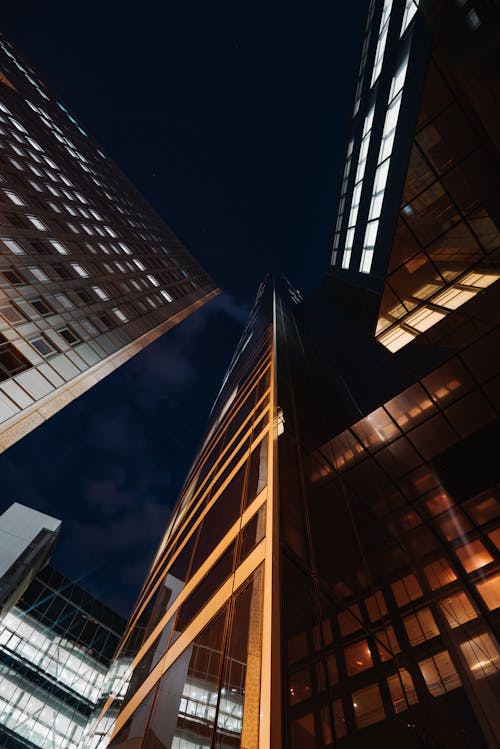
top-left (0, 502), bottom-right (60, 618)
top-left (0, 34), bottom-right (218, 451)
top-left (87, 1), bottom-right (500, 747)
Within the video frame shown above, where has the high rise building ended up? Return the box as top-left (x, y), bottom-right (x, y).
top-left (87, 1), bottom-right (500, 747)
top-left (0, 34), bottom-right (218, 452)
top-left (0, 502), bottom-right (60, 618)
top-left (0, 565), bottom-right (128, 749)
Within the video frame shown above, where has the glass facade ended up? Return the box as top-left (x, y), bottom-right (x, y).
top-left (0, 34), bottom-right (217, 451)
top-left (0, 565), bottom-right (126, 749)
top-left (86, 1), bottom-right (500, 747)
top-left (94, 280), bottom-right (273, 748)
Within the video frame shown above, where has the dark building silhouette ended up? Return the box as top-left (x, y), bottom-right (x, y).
top-left (86, 1), bottom-right (500, 747)
top-left (0, 34), bottom-right (218, 451)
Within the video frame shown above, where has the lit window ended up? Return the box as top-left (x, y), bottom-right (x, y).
top-left (49, 239), bottom-right (69, 255)
top-left (26, 136), bottom-right (43, 151)
top-left (375, 625), bottom-right (400, 661)
top-left (64, 203), bottom-right (77, 216)
top-left (371, 0), bottom-right (393, 86)
top-left (113, 307), bottom-right (128, 323)
top-left (419, 651), bottom-right (461, 696)
top-left (387, 669), bottom-right (418, 713)
top-left (475, 573), bottom-right (500, 611)
top-left (47, 184), bottom-right (60, 197)
top-left (460, 633), bottom-right (500, 678)
top-left (1, 238), bottom-right (24, 254)
top-left (28, 266), bottom-right (49, 282)
top-left (404, 607), bottom-right (439, 645)
top-left (27, 215), bottom-right (47, 231)
top-left (147, 274), bottom-right (159, 286)
top-left (161, 289), bottom-right (173, 302)
top-left (352, 684), bottom-right (385, 728)
top-left (392, 574), bottom-right (423, 605)
top-left (455, 540), bottom-right (493, 573)
top-left (345, 640), bottom-right (373, 675)
top-left (423, 559), bottom-right (457, 590)
top-left (4, 189), bottom-right (25, 206)
top-left (92, 286), bottom-right (109, 301)
top-left (71, 263), bottom-right (89, 278)
top-left (439, 592), bottom-right (477, 628)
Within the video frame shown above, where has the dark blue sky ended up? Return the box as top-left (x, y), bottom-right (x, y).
top-left (0, 1), bottom-right (364, 616)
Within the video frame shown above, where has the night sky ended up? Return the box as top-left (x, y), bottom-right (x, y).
top-left (0, 2), bottom-right (364, 617)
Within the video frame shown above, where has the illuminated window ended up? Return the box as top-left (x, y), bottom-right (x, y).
top-left (455, 540), bottom-right (493, 573)
top-left (387, 669), bottom-right (418, 713)
top-left (345, 640), bottom-right (373, 675)
top-left (488, 527), bottom-right (500, 550)
top-left (161, 289), bottom-right (173, 303)
top-left (391, 573), bottom-right (423, 606)
top-left (404, 607), bottom-right (439, 645)
top-left (419, 651), bottom-right (461, 696)
top-left (49, 239), bottom-right (68, 255)
top-left (71, 263), bottom-right (89, 278)
top-left (439, 592), bottom-right (477, 628)
top-left (423, 559), bottom-right (457, 590)
top-left (4, 189), bottom-right (25, 206)
top-left (92, 286), bottom-right (109, 301)
top-left (371, 0), bottom-right (393, 86)
top-left (460, 633), bottom-right (500, 679)
top-left (475, 574), bottom-right (500, 611)
top-left (352, 684), bottom-right (385, 728)
top-left (113, 308), bottom-right (128, 323)
top-left (1, 238), bottom-right (24, 254)
top-left (28, 266), bottom-right (49, 282)
top-left (375, 625), bottom-right (400, 661)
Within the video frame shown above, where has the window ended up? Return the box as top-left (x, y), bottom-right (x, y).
top-left (1, 269), bottom-right (24, 285)
top-left (28, 266), bottom-right (49, 282)
top-left (71, 263), bottom-right (89, 278)
top-left (352, 684), bottom-right (385, 728)
top-left (161, 289), bottom-right (173, 302)
top-left (387, 669), bottom-right (418, 713)
top-left (423, 559), bottom-right (457, 590)
top-left (113, 308), bottom-right (128, 323)
top-left (439, 592), bottom-right (477, 628)
top-left (455, 540), bottom-right (493, 573)
top-left (404, 607), bottom-right (439, 645)
top-left (466, 8), bottom-right (481, 30)
top-left (391, 573), bottom-right (423, 606)
top-left (27, 215), bottom-right (47, 231)
top-left (57, 327), bottom-right (80, 346)
top-left (49, 239), bottom-right (68, 255)
top-left (4, 189), bottom-right (25, 206)
top-left (375, 625), bottom-right (400, 661)
top-left (92, 286), bottom-right (109, 301)
top-left (55, 293), bottom-right (74, 310)
top-left (0, 302), bottom-right (26, 323)
top-left (419, 651), bottom-right (461, 695)
top-left (1, 238), bottom-right (24, 255)
top-left (475, 574), bottom-right (500, 611)
top-left (345, 640), bottom-right (373, 675)
top-left (30, 335), bottom-right (56, 357)
top-left (31, 298), bottom-right (53, 316)
top-left (460, 634), bottom-right (500, 678)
